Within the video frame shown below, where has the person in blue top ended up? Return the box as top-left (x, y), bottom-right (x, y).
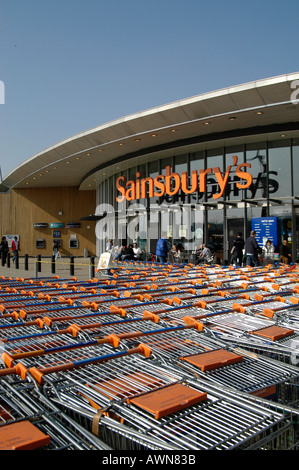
top-left (156, 233), bottom-right (169, 263)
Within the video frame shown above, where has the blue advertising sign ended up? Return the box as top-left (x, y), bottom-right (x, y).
top-left (252, 217), bottom-right (278, 248)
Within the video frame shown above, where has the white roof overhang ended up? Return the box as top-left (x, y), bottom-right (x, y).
top-left (2, 72), bottom-right (299, 192)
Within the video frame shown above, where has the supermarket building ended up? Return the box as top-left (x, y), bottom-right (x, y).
top-left (1, 72), bottom-right (299, 264)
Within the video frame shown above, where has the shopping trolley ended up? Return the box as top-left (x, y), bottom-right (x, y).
top-left (100, 318), bottom-right (299, 401)
top-left (0, 376), bottom-right (111, 449)
top-left (0, 264), bottom-right (299, 450)
top-left (28, 350), bottom-right (299, 450)
top-left (196, 308), bottom-right (299, 362)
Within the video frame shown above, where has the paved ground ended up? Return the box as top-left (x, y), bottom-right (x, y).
top-left (0, 256), bottom-right (99, 281)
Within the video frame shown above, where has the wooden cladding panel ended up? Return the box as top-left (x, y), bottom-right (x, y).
top-left (0, 187), bottom-right (96, 256)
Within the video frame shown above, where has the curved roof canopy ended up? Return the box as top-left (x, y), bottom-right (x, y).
top-left (2, 72), bottom-right (299, 192)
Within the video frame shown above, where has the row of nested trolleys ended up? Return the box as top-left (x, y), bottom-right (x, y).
top-left (1, 262), bottom-right (299, 449)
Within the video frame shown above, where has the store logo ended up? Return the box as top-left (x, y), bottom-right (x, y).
top-left (0, 81), bottom-right (4, 104)
top-left (290, 80), bottom-right (299, 105)
top-left (116, 156), bottom-right (252, 203)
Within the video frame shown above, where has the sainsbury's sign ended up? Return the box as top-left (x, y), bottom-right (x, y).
top-left (116, 156), bottom-right (252, 203)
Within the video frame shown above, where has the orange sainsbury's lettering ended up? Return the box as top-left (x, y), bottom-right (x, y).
top-left (236, 162), bottom-right (253, 188)
top-left (165, 166), bottom-right (181, 196)
top-left (115, 157), bottom-right (252, 202)
top-left (116, 176), bottom-right (126, 203)
top-left (213, 165), bottom-right (232, 199)
top-left (154, 175), bottom-right (166, 196)
top-left (181, 170), bottom-right (198, 194)
top-left (126, 181), bottom-right (136, 201)
top-left (199, 168), bottom-right (212, 192)
top-left (141, 177), bottom-right (154, 199)
top-left (136, 172), bottom-right (141, 199)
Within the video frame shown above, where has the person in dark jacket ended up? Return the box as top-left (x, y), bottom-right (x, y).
top-left (0, 236), bottom-right (9, 266)
top-left (280, 240), bottom-right (292, 264)
top-left (245, 230), bottom-right (262, 266)
top-left (121, 244), bottom-right (134, 261)
top-left (156, 233), bottom-right (169, 263)
top-left (231, 232), bottom-right (245, 267)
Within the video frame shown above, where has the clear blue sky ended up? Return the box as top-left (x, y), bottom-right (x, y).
top-left (1, 0), bottom-right (299, 178)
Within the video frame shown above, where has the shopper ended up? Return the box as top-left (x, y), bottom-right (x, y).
top-left (195, 245), bottom-right (203, 265)
top-left (196, 244), bottom-right (214, 264)
top-left (231, 232), bottom-right (245, 267)
top-left (263, 239), bottom-right (275, 265)
top-left (245, 231), bottom-right (262, 266)
top-left (0, 236), bottom-right (9, 266)
top-left (170, 244), bottom-right (183, 264)
top-left (156, 233), bottom-right (169, 263)
top-left (115, 244), bottom-right (126, 261)
top-left (11, 236), bottom-right (19, 263)
top-left (52, 240), bottom-right (59, 260)
top-left (280, 240), bottom-right (292, 264)
top-left (133, 242), bottom-right (143, 261)
top-left (121, 244), bottom-right (134, 261)
top-left (106, 239), bottom-right (113, 252)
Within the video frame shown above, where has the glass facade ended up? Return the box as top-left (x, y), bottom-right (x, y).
top-left (97, 138), bottom-right (299, 263)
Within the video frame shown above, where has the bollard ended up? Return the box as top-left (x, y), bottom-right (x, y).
top-left (7, 253), bottom-right (10, 268)
top-left (24, 254), bottom-right (29, 271)
top-left (89, 256), bottom-right (95, 279)
top-left (70, 256), bottom-right (75, 276)
top-left (37, 255), bottom-right (41, 273)
top-left (51, 255), bottom-right (56, 274)
top-left (34, 257), bottom-right (38, 278)
top-left (15, 253), bottom-right (19, 269)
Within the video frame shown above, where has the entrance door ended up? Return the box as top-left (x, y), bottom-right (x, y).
top-left (226, 218), bottom-right (244, 262)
